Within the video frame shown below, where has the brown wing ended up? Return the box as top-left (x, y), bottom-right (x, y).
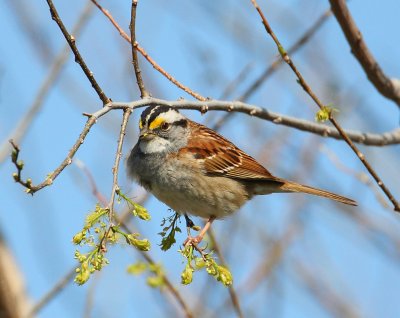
top-left (181, 121), bottom-right (276, 180)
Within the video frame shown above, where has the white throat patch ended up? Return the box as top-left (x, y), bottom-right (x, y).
top-left (139, 137), bottom-right (170, 154)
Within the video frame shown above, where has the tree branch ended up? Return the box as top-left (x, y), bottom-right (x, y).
top-left (329, 0), bottom-right (400, 108)
top-left (106, 109), bottom-right (132, 226)
top-left (129, 0), bottom-right (148, 98)
top-left (113, 99), bottom-right (400, 147)
top-left (45, 0), bottom-right (111, 105)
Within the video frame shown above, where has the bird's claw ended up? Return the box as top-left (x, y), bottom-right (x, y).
top-left (183, 235), bottom-right (202, 247)
top-left (183, 236), bottom-right (208, 259)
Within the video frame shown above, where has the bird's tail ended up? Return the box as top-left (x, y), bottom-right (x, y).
top-left (277, 180), bottom-right (357, 206)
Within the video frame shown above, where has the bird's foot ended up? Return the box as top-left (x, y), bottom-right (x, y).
top-left (184, 235), bottom-right (208, 259)
top-left (182, 215), bottom-right (216, 259)
top-left (184, 235), bottom-right (204, 247)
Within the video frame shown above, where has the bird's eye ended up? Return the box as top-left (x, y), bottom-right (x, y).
top-left (160, 122), bottom-right (170, 131)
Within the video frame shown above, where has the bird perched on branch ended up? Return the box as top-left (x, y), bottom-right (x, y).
top-left (127, 105), bottom-right (356, 247)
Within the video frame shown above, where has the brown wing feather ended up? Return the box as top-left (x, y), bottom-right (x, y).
top-left (183, 122), bottom-right (275, 180)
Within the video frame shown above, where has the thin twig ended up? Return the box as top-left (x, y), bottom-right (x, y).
top-left (0, 1), bottom-right (94, 163)
top-left (129, 0), bottom-right (148, 98)
top-left (45, 0), bottom-right (111, 105)
top-left (250, 0), bottom-right (400, 212)
top-left (329, 0), bottom-right (400, 108)
top-left (329, 119), bottom-right (400, 211)
top-left (100, 109), bottom-right (133, 252)
top-left (108, 109), bottom-right (132, 215)
top-left (90, 0), bottom-right (207, 101)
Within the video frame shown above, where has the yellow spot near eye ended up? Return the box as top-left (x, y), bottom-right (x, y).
top-left (139, 120), bottom-right (143, 129)
top-left (149, 117), bottom-right (165, 130)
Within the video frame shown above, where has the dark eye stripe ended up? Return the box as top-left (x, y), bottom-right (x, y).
top-left (173, 119), bottom-right (188, 128)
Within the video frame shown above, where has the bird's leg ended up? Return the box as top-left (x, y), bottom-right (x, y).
top-left (184, 216), bottom-right (216, 247)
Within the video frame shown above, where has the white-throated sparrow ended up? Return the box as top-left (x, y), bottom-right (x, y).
top-left (127, 105), bottom-right (357, 246)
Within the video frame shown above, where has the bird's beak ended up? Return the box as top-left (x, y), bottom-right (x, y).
top-left (139, 130), bottom-right (156, 141)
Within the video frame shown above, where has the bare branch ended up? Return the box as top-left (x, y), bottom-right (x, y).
top-left (129, 0), bottom-right (148, 98)
top-left (98, 109), bottom-right (132, 252)
top-left (107, 109), bottom-right (132, 218)
top-left (250, 0), bottom-right (400, 212)
top-left (329, 0), bottom-right (400, 108)
top-left (45, 0), bottom-right (111, 105)
top-left (114, 99), bottom-right (400, 146)
top-left (330, 118), bottom-right (400, 211)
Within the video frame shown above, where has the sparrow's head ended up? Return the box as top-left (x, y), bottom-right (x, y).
top-left (137, 105), bottom-right (189, 154)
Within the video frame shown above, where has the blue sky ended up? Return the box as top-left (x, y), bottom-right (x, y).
top-left (1, 0), bottom-right (400, 317)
